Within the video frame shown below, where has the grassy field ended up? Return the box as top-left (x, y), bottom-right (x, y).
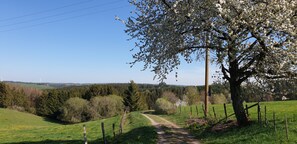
top-left (158, 100), bottom-right (297, 144)
top-left (7, 82), bottom-right (55, 90)
top-left (0, 109), bottom-right (156, 144)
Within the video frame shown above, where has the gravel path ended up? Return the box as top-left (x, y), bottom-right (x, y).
top-left (142, 114), bottom-right (200, 144)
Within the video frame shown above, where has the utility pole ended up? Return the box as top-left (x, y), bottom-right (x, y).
top-left (204, 36), bottom-right (209, 117)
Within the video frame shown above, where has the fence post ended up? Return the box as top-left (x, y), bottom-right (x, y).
top-left (257, 102), bottom-right (261, 125)
top-left (179, 105), bottom-right (182, 114)
top-left (190, 106), bottom-right (193, 116)
top-left (273, 112), bottom-right (276, 133)
top-left (202, 104), bottom-right (206, 118)
top-left (195, 105), bottom-right (198, 117)
top-left (264, 106), bottom-right (267, 125)
top-left (245, 104), bottom-right (249, 116)
top-left (83, 124), bottom-right (87, 144)
top-left (224, 103), bottom-right (227, 120)
top-left (285, 115), bottom-right (289, 141)
top-left (212, 107), bottom-right (217, 119)
top-left (101, 122), bottom-right (107, 144)
top-left (112, 123), bottom-right (116, 139)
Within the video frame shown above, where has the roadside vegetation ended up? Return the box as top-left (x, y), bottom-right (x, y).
top-left (159, 101), bottom-right (297, 144)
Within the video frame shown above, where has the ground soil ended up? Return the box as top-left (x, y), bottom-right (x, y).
top-left (142, 114), bottom-right (200, 144)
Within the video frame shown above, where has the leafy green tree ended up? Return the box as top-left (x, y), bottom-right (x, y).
top-left (59, 97), bottom-right (90, 123)
top-left (124, 80), bottom-right (140, 111)
top-left (0, 83), bottom-right (12, 108)
top-left (185, 86), bottom-right (200, 105)
top-left (89, 95), bottom-right (124, 119)
top-left (162, 91), bottom-right (179, 104)
top-left (154, 98), bottom-right (176, 114)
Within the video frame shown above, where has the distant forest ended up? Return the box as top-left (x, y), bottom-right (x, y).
top-left (0, 80), bottom-right (296, 123)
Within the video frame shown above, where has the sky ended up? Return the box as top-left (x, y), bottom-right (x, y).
top-left (0, 0), bottom-right (218, 86)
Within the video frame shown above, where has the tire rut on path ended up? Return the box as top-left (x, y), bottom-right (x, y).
top-left (142, 114), bottom-right (200, 144)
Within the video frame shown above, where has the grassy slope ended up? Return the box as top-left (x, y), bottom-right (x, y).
top-left (0, 109), bottom-right (156, 144)
top-left (159, 100), bottom-right (297, 144)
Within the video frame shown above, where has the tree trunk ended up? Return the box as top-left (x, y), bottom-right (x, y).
top-left (230, 81), bottom-right (249, 126)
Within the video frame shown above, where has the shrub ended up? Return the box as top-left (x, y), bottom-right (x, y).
top-left (89, 95), bottom-right (124, 119)
top-left (154, 98), bottom-right (176, 114)
top-left (185, 86), bottom-right (200, 105)
top-left (162, 91), bottom-right (179, 104)
top-left (210, 93), bottom-right (227, 104)
top-left (59, 97), bottom-right (90, 123)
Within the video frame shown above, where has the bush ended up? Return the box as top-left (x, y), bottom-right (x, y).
top-left (162, 91), bottom-right (179, 104)
top-left (89, 95), bottom-right (124, 119)
top-left (185, 86), bottom-right (200, 105)
top-left (59, 97), bottom-right (90, 123)
top-left (154, 98), bottom-right (176, 114)
top-left (210, 93), bottom-right (227, 104)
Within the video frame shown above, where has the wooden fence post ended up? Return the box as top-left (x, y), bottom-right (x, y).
top-left (101, 122), bottom-right (107, 144)
top-left (179, 105), bottom-right (182, 114)
top-left (273, 112), bottom-right (276, 133)
top-left (83, 124), bottom-right (87, 144)
top-left (245, 104), bottom-right (249, 116)
top-left (224, 103), bottom-right (227, 120)
top-left (190, 106), bottom-right (193, 116)
top-left (202, 104), bottom-right (206, 118)
top-left (212, 107), bottom-right (217, 119)
top-left (264, 106), bottom-right (267, 125)
top-left (112, 123), bottom-right (116, 139)
top-left (257, 102), bottom-right (261, 125)
top-left (285, 115), bottom-right (289, 141)
top-left (195, 105), bottom-right (198, 117)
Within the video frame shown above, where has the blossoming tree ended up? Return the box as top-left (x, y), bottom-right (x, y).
top-left (122, 0), bottom-right (297, 126)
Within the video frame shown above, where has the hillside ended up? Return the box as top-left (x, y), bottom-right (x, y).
top-left (0, 108), bottom-right (156, 144)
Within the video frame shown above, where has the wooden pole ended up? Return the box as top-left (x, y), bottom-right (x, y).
top-left (190, 106), bottom-right (193, 116)
top-left (224, 103), bottom-right (227, 120)
top-left (101, 122), bottom-right (107, 144)
top-left (83, 124), bottom-right (87, 144)
top-left (179, 105), bottom-right (182, 114)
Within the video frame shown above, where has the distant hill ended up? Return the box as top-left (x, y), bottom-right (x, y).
top-left (3, 81), bottom-right (89, 90)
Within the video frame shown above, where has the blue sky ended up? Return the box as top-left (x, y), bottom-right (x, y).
top-left (0, 0), bottom-right (217, 85)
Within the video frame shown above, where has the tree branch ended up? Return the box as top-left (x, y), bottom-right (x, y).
top-left (221, 64), bottom-right (230, 81)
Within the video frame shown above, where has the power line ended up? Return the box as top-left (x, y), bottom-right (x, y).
top-left (0, 0), bottom-right (94, 22)
top-left (0, 5), bottom-right (129, 33)
top-left (0, 0), bottom-right (124, 28)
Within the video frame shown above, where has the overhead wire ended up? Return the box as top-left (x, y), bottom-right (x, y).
top-left (0, 0), bottom-right (124, 28)
top-left (0, 0), bottom-right (95, 22)
top-left (0, 5), bottom-right (129, 33)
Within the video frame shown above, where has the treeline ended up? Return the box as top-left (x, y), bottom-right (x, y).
top-left (1, 79), bottom-right (295, 123)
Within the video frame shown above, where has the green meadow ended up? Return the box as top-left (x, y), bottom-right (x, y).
top-left (0, 109), bottom-right (156, 144)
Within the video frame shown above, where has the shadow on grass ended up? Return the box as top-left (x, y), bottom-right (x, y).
top-left (5, 126), bottom-right (157, 144)
top-left (191, 120), bottom-right (276, 143)
top-left (114, 126), bottom-right (157, 144)
top-left (4, 140), bottom-right (83, 144)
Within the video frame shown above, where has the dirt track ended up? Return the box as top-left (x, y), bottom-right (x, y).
top-left (142, 114), bottom-right (200, 144)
